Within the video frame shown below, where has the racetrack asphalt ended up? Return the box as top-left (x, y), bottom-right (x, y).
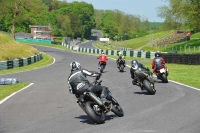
top-left (0, 44), bottom-right (200, 133)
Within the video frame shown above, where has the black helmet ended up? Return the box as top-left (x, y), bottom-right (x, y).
top-left (155, 51), bottom-right (161, 57)
top-left (131, 60), bottom-right (139, 70)
top-left (70, 61), bottom-right (81, 71)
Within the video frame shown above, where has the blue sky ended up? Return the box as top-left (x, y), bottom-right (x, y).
top-left (67, 0), bottom-right (169, 22)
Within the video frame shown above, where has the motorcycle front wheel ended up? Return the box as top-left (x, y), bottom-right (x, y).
top-left (111, 104), bottom-right (124, 117)
top-left (110, 97), bottom-right (124, 117)
top-left (85, 101), bottom-right (105, 124)
top-left (143, 79), bottom-right (156, 95)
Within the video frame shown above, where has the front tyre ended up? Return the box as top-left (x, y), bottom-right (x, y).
top-left (85, 101), bottom-right (105, 124)
top-left (111, 104), bottom-right (124, 117)
top-left (110, 96), bottom-right (124, 117)
top-left (143, 79), bottom-right (156, 95)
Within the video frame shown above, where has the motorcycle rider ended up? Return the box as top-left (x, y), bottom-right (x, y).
top-left (116, 52), bottom-right (126, 68)
top-left (68, 61), bottom-right (111, 106)
top-left (130, 60), bottom-right (150, 86)
top-left (97, 52), bottom-right (108, 69)
top-left (152, 51), bottom-right (166, 75)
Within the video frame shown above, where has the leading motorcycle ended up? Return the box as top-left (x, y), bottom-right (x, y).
top-left (134, 69), bottom-right (156, 95)
top-left (75, 75), bottom-right (124, 124)
top-left (99, 61), bottom-right (106, 73)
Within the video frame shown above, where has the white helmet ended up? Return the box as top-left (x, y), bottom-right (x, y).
top-left (101, 51), bottom-right (105, 54)
top-left (70, 61), bottom-right (81, 71)
top-left (118, 52), bottom-right (122, 56)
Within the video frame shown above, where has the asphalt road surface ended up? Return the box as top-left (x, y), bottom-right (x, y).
top-left (0, 45), bottom-right (200, 133)
top-left (78, 29), bottom-right (101, 49)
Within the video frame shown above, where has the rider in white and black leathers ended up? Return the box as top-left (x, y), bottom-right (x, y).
top-left (68, 61), bottom-right (111, 105)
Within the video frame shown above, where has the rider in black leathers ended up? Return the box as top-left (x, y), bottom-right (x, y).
top-left (130, 60), bottom-right (151, 86)
top-left (116, 52), bottom-right (126, 68)
top-left (68, 61), bottom-right (111, 105)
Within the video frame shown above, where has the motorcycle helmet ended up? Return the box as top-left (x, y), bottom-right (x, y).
top-left (101, 51), bottom-right (105, 54)
top-left (131, 60), bottom-right (139, 70)
top-left (70, 61), bottom-right (81, 71)
top-left (155, 51), bottom-right (161, 57)
top-left (118, 52), bottom-right (122, 56)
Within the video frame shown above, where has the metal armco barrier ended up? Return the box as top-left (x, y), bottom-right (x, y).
top-left (66, 44), bottom-right (200, 65)
top-left (161, 53), bottom-right (200, 65)
top-left (62, 43), bottom-right (155, 59)
top-left (0, 53), bottom-right (43, 70)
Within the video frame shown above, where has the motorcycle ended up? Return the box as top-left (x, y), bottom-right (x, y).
top-left (99, 61), bottom-right (106, 73)
top-left (118, 59), bottom-right (125, 72)
top-left (155, 65), bottom-right (169, 83)
top-left (75, 76), bottom-right (124, 124)
top-left (135, 69), bottom-right (156, 95)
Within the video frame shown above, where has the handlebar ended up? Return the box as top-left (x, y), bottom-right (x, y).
top-left (92, 73), bottom-right (102, 85)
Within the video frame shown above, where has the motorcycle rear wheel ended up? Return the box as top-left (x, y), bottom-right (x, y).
top-left (143, 79), bottom-right (156, 95)
top-left (100, 65), bottom-right (104, 73)
top-left (161, 74), bottom-right (168, 83)
top-left (85, 101), bottom-right (105, 124)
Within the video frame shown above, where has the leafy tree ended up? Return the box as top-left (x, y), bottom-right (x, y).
top-left (157, 0), bottom-right (200, 31)
top-left (0, 0), bottom-right (47, 38)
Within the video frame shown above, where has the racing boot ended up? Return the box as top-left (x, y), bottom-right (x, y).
top-left (132, 78), bottom-right (137, 85)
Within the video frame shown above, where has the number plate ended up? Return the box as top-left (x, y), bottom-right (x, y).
top-left (160, 68), bottom-right (165, 73)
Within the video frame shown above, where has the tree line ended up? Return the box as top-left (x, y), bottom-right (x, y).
top-left (0, 0), bottom-right (198, 41)
top-left (0, 0), bottom-right (95, 39)
top-left (157, 0), bottom-right (200, 33)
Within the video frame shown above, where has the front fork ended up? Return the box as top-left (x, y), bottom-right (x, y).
top-left (77, 100), bottom-right (86, 112)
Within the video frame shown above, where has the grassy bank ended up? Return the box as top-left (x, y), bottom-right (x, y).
top-left (0, 33), bottom-right (39, 61)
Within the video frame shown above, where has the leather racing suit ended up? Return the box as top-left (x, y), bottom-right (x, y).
top-left (152, 57), bottom-right (166, 74)
top-left (68, 68), bottom-right (108, 98)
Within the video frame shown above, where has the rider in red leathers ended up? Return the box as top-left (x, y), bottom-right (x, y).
top-left (97, 52), bottom-right (108, 69)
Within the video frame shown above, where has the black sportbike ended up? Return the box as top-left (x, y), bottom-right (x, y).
top-left (118, 59), bottom-right (125, 72)
top-left (75, 76), bottom-right (124, 124)
top-left (134, 69), bottom-right (156, 95)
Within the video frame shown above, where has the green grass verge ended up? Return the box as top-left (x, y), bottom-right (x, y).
top-left (0, 82), bottom-right (30, 101)
top-left (26, 42), bottom-right (71, 50)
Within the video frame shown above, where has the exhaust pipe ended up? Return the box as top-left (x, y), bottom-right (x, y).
top-left (87, 92), bottom-right (103, 106)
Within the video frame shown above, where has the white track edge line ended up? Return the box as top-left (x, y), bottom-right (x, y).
top-left (0, 83), bottom-right (34, 105)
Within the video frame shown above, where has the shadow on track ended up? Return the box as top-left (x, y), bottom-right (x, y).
top-left (75, 114), bottom-right (116, 124)
top-left (134, 91), bottom-right (152, 95)
top-left (118, 70), bottom-right (126, 73)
